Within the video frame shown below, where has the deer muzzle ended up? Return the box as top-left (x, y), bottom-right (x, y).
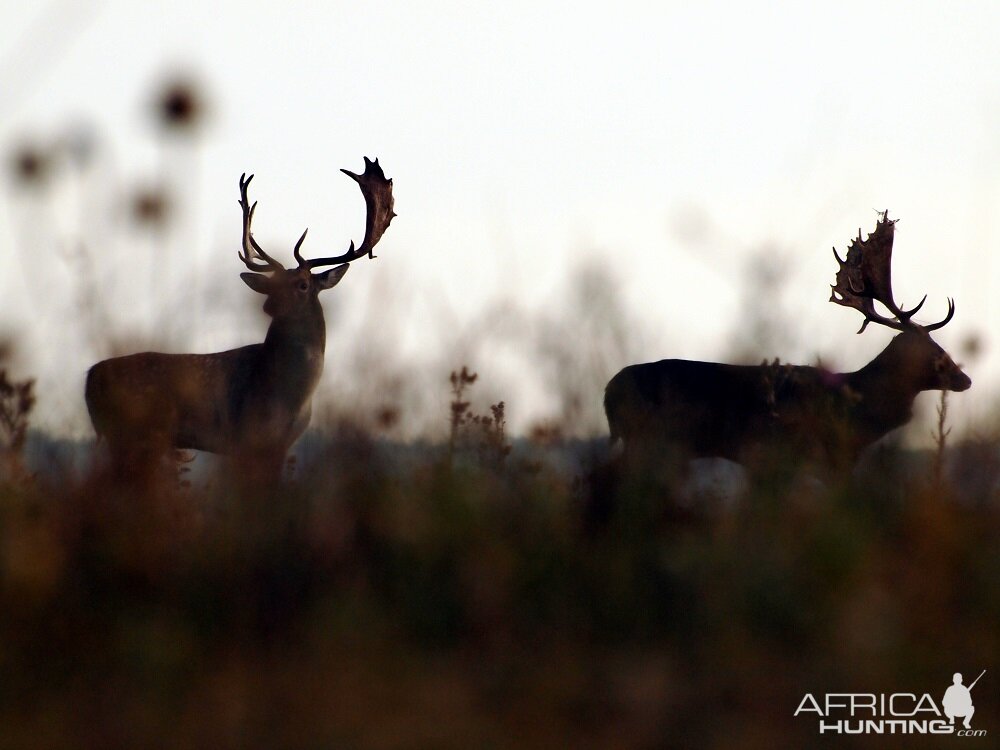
top-left (950, 369), bottom-right (972, 392)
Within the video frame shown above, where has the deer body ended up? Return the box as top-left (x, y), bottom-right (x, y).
top-left (606, 213), bottom-right (971, 471)
top-left (86, 327), bottom-right (323, 458)
top-left (606, 331), bottom-right (971, 468)
top-left (86, 159), bottom-right (394, 475)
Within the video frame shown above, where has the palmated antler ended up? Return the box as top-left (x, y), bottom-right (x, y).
top-left (299, 157), bottom-right (396, 269)
top-left (830, 211), bottom-right (954, 333)
top-left (238, 173), bottom-right (286, 272)
top-left (236, 159), bottom-right (395, 275)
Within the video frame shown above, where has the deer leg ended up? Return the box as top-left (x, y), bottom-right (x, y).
top-left (101, 432), bottom-right (170, 485)
top-left (230, 444), bottom-right (288, 487)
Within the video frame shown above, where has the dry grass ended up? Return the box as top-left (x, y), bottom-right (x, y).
top-left (2, 78), bottom-right (995, 748)
top-left (1, 385), bottom-right (997, 749)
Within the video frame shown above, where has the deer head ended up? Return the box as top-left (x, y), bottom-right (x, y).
top-left (237, 157), bottom-right (396, 319)
top-left (830, 211), bottom-right (970, 393)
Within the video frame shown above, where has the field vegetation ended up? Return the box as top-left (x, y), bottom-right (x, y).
top-left (1, 358), bottom-right (998, 748)
top-left (2, 76), bottom-right (997, 749)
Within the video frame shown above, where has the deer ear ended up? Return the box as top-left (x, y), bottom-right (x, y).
top-left (241, 272), bottom-right (272, 294)
top-left (314, 264), bottom-right (349, 291)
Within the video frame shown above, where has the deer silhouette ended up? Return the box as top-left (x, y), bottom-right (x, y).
top-left (86, 158), bottom-right (395, 478)
top-left (604, 213), bottom-right (970, 471)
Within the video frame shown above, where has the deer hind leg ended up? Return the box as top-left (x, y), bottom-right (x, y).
top-left (609, 426), bottom-right (694, 507)
top-left (229, 443), bottom-right (289, 487)
top-left (98, 426), bottom-right (174, 485)
top-left (582, 439), bottom-right (697, 533)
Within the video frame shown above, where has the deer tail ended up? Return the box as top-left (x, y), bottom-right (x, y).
top-left (604, 370), bottom-right (626, 448)
top-left (84, 363), bottom-right (109, 440)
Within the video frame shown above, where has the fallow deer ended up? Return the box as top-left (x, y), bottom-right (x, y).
top-left (85, 157), bottom-right (395, 477)
top-left (604, 213), bottom-right (971, 472)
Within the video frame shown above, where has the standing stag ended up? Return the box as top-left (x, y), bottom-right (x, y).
top-left (86, 157), bottom-right (395, 476)
top-left (604, 213), bottom-right (971, 470)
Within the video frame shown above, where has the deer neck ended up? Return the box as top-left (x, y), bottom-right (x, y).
top-left (258, 304), bottom-right (328, 402)
top-left (263, 303), bottom-right (327, 355)
top-left (845, 344), bottom-right (922, 439)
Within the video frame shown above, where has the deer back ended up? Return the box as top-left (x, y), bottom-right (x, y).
top-left (605, 359), bottom-right (856, 464)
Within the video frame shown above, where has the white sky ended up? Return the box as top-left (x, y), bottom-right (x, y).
top-left (1, 1), bottom-right (998, 438)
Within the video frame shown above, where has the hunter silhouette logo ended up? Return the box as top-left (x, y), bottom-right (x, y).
top-left (794, 670), bottom-right (988, 737)
top-left (943, 670), bottom-right (985, 730)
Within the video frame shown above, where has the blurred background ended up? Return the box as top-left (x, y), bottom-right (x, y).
top-left (1, 0), bottom-right (996, 440)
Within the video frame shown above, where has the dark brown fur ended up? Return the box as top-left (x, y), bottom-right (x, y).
top-left (605, 330), bottom-right (970, 470)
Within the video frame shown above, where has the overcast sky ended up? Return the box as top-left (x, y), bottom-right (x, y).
top-left (1, 1), bottom-right (997, 437)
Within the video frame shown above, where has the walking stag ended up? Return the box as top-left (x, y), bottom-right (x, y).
top-left (604, 212), bottom-right (971, 470)
top-left (86, 157), bottom-right (395, 475)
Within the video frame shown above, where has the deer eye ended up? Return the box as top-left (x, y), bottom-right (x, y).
top-left (297, 281), bottom-right (309, 292)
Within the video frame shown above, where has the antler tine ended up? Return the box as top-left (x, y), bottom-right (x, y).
top-left (900, 294), bottom-right (927, 319)
top-left (923, 297), bottom-right (956, 332)
top-left (301, 157), bottom-right (396, 269)
top-left (292, 228), bottom-right (309, 266)
top-left (238, 173), bottom-right (285, 273)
